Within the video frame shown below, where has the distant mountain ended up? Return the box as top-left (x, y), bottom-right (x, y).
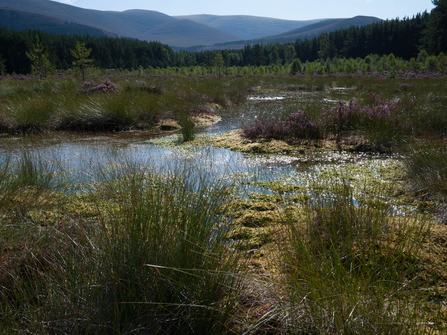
top-left (263, 16), bottom-right (381, 41)
top-left (138, 19), bottom-right (242, 48)
top-left (188, 16), bottom-right (382, 51)
top-left (0, 1), bottom-right (382, 49)
top-left (0, 0), bottom-right (243, 47)
top-left (174, 14), bottom-right (323, 40)
top-left (0, 7), bottom-right (108, 36)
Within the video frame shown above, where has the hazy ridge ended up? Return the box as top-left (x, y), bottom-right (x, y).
top-left (0, 0), bottom-right (381, 48)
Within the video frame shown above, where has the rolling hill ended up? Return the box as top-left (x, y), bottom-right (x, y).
top-left (0, 7), bottom-right (108, 36)
top-left (0, 0), bottom-right (382, 49)
top-left (187, 16), bottom-right (382, 51)
top-left (0, 0), bottom-right (243, 47)
top-left (174, 14), bottom-right (323, 40)
top-left (264, 15), bottom-right (381, 41)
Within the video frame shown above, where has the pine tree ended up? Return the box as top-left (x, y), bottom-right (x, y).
top-left (284, 45), bottom-right (296, 65)
top-left (71, 41), bottom-right (94, 81)
top-left (426, 0), bottom-right (447, 54)
top-left (26, 35), bottom-right (54, 79)
top-left (213, 52), bottom-right (225, 79)
top-left (0, 54), bottom-right (6, 75)
top-left (290, 58), bottom-right (303, 75)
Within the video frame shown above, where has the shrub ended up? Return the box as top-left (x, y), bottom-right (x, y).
top-left (323, 93), bottom-right (405, 151)
top-left (79, 80), bottom-right (118, 94)
top-left (426, 56), bottom-right (439, 72)
top-left (243, 110), bottom-right (322, 141)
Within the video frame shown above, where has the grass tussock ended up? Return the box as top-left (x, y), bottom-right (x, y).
top-left (0, 76), bottom-right (249, 134)
top-left (274, 179), bottom-right (439, 334)
top-left (0, 158), bottom-right (245, 334)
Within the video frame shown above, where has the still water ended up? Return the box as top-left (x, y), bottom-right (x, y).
top-left (0, 93), bottom-right (400, 199)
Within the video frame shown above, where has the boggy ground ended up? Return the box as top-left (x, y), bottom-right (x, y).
top-left (2, 74), bottom-right (447, 333)
top-left (209, 128), bottom-right (365, 153)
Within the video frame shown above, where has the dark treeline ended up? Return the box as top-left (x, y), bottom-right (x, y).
top-left (0, 0), bottom-right (446, 74)
top-left (0, 27), bottom-right (176, 74)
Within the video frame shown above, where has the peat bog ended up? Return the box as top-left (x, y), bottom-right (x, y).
top-left (1, 73), bottom-right (447, 334)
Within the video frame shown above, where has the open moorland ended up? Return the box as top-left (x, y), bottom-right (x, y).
top-left (1, 73), bottom-right (447, 334)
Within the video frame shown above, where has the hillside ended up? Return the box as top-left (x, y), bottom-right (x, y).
top-left (189, 16), bottom-right (382, 51)
top-left (0, 0), bottom-right (243, 47)
top-left (174, 14), bottom-right (323, 40)
top-left (265, 15), bottom-right (382, 41)
top-left (0, 7), bottom-right (108, 36)
top-left (138, 19), bottom-right (242, 48)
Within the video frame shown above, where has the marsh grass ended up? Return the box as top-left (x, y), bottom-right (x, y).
top-left (0, 158), bottom-right (245, 334)
top-left (403, 139), bottom-right (447, 201)
top-left (0, 76), bottom-right (250, 133)
top-left (180, 116), bottom-right (196, 142)
top-left (1, 74), bottom-right (447, 333)
top-left (2, 95), bottom-right (55, 133)
top-left (276, 178), bottom-right (435, 334)
top-left (0, 149), bottom-right (66, 211)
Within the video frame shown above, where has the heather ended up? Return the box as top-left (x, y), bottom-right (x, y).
top-left (243, 110), bottom-right (323, 140)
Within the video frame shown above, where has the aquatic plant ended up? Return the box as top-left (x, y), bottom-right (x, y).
top-left (180, 116), bottom-right (196, 142)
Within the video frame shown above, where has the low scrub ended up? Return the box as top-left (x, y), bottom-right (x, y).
top-left (244, 110), bottom-right (323, 141)
top-left (78, 79), bottom-right (118, 94)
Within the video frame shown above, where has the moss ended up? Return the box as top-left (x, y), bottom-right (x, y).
top-left (249, 193), bottom-right (286, 204)
top-left (227, 226), bottom-right (274, 250)
top-left (247, 180), bottom-right (305, 194)
top-left (209, 129), bottom-right (363, 154)
top-left (232, 210), bottom-right (283, 228)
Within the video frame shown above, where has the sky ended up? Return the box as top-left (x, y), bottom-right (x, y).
top-left (51, 0), bottom-right (435, 21)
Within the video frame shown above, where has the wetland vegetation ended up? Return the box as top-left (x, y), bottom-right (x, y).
top-left (1, 72), bottom-right (447, 334)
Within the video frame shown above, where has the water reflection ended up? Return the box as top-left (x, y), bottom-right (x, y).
top-left (0, 93), bottom-right (400, 200)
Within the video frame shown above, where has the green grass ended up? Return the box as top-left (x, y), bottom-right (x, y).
top-left (0, 76), bottom-right (250, 133)
top-left (403, 139), bottom-right (447, 200)
top-left (0, 157), bottom-right (245, 334)
top-left (1, 74), bottom-right (447, 333)
top-left (276, 178), bottom-right (437, 334)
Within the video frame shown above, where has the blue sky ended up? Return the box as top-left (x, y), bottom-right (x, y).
top-left (51, 0), bottom-right (435, 21)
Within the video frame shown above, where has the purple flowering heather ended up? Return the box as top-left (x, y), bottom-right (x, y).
top-left (324, 93), bottom-right (401, 135)
top-left (244, 110), bottom-right (322, 140)
top-left (79, 80), bottom-right (118, 93)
